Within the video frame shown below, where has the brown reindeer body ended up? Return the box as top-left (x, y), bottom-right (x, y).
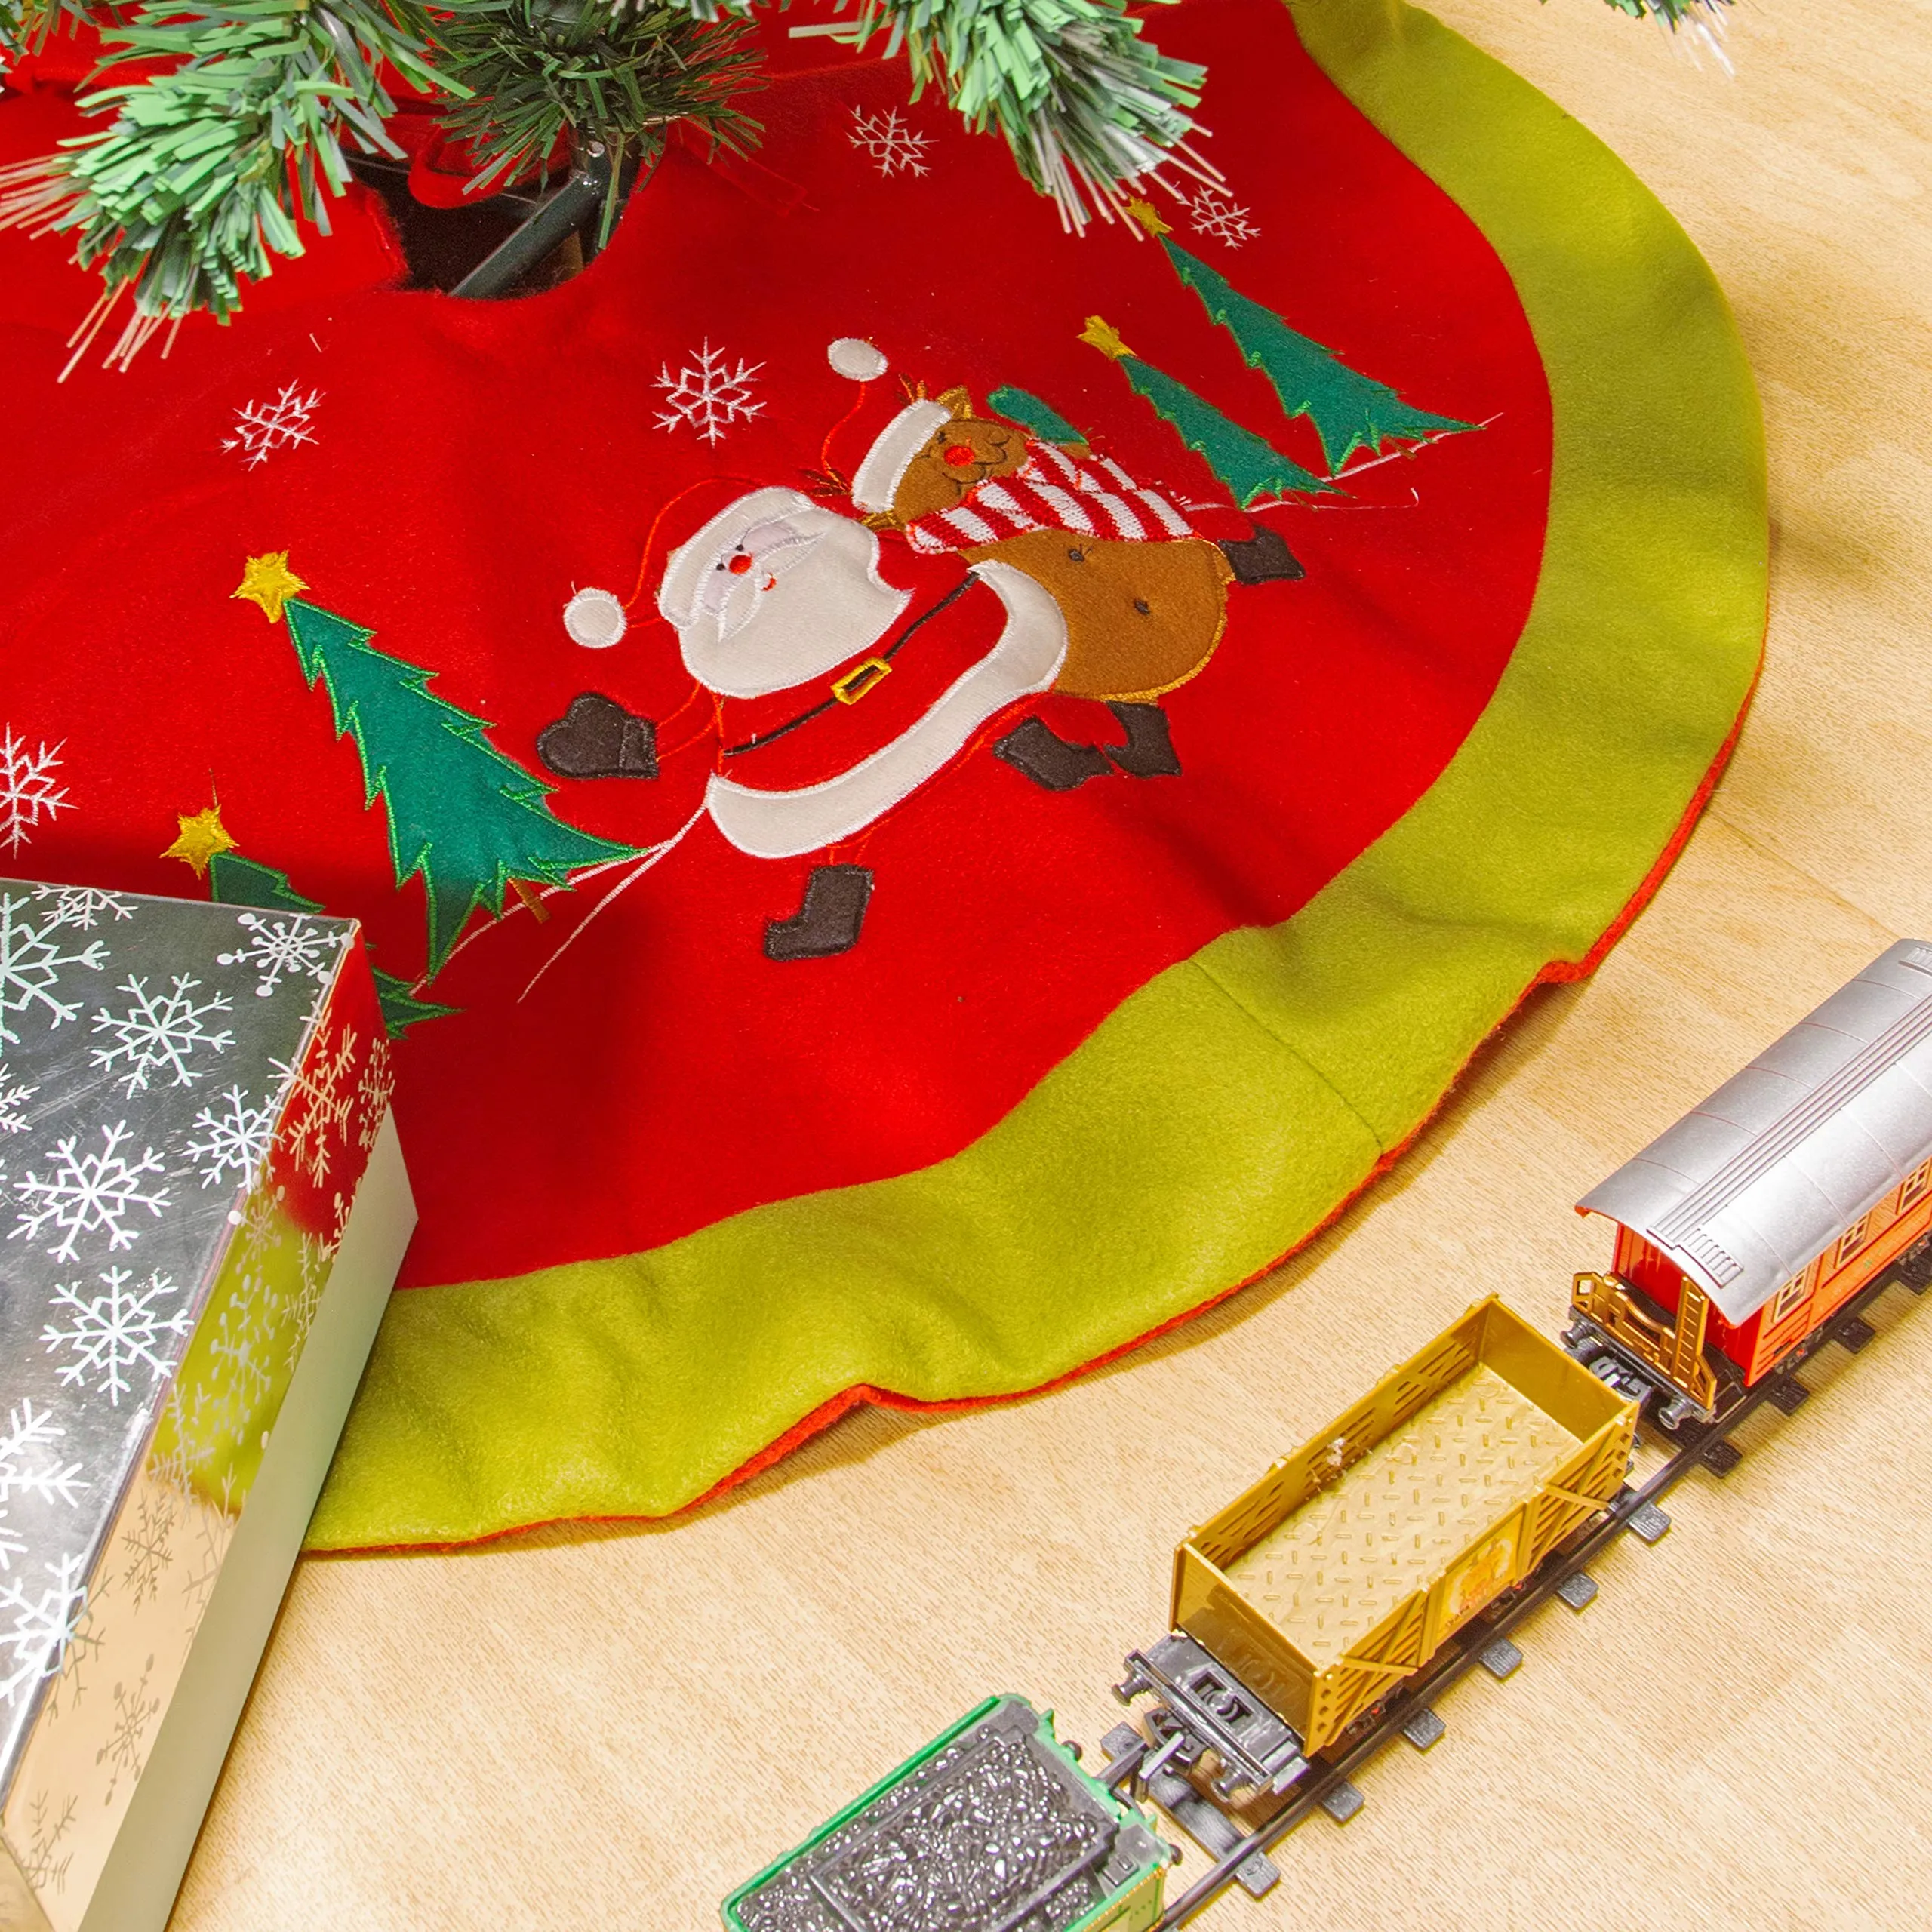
top-left (878, 389), bottom-right (1238, 703)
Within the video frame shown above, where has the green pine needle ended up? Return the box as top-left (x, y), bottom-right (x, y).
top-left (432, 0), bottom-right (764, 233)
top-left (1601, 0), bottom-right (1731, 26)
top-left (0, 0), bottom-right (449, 343)
top-left (682, 0), bottom-right (1207, 226)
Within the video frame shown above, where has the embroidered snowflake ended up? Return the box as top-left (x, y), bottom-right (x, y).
top-left (9, 1121), bottom-right (170, 1262)
top-left (223, 382), bottom-right (323, 468)
top-left (217, 910), bottom-right (337, 1000)
top-left (120, 1487), bottom-right (177, 1612)
top-left (0, 728), bottom-right (72, 854)
top-left (30, 884), bottom-right (134, 932)
top-left (0, 1552), bottom-right (89, 1709)
top-left (183, 1084), bottom-right (280, 1192)
top-left (654, 342), bottom-right (764, 445)
top-left (96, 1655), bottom-right (160, 1802)
top-left (42, 1266), bottom-right (193, 1406)
top-left (90, 972), bottom-right (235, 1095)
top-left (0, 891), bottom-right (110, 1049)
top-left (20, 1790), bottom-right (77, 1895)
top-left (0, 1401), bottom-right (87, 1575)
top-left (1184, 185), bottom-right (1261, 248)
top-left (272, 1022), bottom-right (355, 1185)
top-left (849, 105), bottom-right (931, 177)
top-left (0, 1061), bottom-right (35, 1136)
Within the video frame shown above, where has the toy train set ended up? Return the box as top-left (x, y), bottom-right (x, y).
top-left (721, 944), bottom-right (1932, 1932)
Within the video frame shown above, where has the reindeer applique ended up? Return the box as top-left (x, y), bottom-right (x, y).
top-left (850, 385), bottom-right (1303, 788)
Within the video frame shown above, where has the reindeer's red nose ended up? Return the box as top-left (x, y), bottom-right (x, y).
top-left (727, 552), bottom-right (755, 574)
top-left (943, 443), bottom-right (976, 466)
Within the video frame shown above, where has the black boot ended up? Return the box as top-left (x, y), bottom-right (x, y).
top-left (764, 865), bottom-right (874, 961)
top-left (1103, 702), bottom-right (1182, 778)
top-left (993, 717), bottom-right (1112, 791)
top-left (537, 693), bottom-right (658, 779)
top-left (1217, 525), bottom-right (1305, 586)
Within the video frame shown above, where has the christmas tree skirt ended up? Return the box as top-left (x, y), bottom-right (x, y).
top-left (0, 0), bottom-right (1764, 1549)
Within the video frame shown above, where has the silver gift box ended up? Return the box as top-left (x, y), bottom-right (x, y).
top-left (0, 881), bottom-right (414, 1932)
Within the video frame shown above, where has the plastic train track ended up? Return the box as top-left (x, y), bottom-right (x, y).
top-left (1097, 1263), bottom-right (1921, 1931)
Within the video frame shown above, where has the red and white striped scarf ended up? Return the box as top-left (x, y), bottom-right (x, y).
top-left (901, 440), bottom-right (1199, 556)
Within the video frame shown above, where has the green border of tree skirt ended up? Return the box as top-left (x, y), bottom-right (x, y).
top-left (306, 0), bottom-right (1767, 1552)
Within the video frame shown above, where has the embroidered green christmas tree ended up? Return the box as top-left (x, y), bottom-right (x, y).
top-left (1155, 229), bottom-right (1475, 475)
top-left (988, 385), bottom-right (1090, 450)
top-left (1078, 315), bottom-right (1336, 506)
top-left (209, 851), bottom-right (322, 918)
top-left (208, 850), bottom-right (459, 1038)
top-left (235, 561), bottom-right (636, 979)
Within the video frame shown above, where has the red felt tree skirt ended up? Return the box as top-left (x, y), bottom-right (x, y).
top-left (0, 0), bottom-right (1765, 1547)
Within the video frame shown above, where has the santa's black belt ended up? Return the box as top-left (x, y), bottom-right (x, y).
top-left (719, 576), bottom-right (976, 758)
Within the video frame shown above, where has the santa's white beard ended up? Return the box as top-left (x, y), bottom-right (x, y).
top-left (678, 512), bottom-right (911, 698)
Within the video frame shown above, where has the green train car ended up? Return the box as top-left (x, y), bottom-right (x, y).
top-left (723, 1694), bottom-right (1169, 1932)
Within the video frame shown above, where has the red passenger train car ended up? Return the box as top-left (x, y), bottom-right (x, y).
top-left (1567, 940), bottom-right (1932, 1423)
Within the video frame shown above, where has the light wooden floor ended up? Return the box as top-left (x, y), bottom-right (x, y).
top-left (172, 1), bottom-right (1932, 1925)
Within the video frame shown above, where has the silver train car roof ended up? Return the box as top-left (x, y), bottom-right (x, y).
top-left (1577, 939), bottom-right (1932, 1326)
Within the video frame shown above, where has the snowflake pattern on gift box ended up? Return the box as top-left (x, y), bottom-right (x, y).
top-left (217, 911), bottom-right (337, 1001)
top-left (0, 882), bottom-right (374, 1813)
top-left (95, 1655), bottom-right (159, 1803)
top-left (0, 731), bottom-right (72, 857)
top-left (0, 1401), bottom-right (86, 1577)
top-left (205, 1274), bottom-right (284, 1428)
top-left (0, 891), bottom-right (110, 1050)
top-left (223, 383), bottom-right (322, 468)
top-left (90, 973), bottom-right (235, 1095)
top-left (41, 1267), bottom-right (193, 1407)
top-left (272, 1020), bottom-right (355, 1185)
top-left (354, 1037), bottom-right (395, 1155)
top-left (9, 1121), bottom-right (170, 1263)
top-left (0, 1061), bottom-right (36, 1135)
top-left (848, 105), bottom-right (931, 177)
top-left (29, 885), bottom-right (134, 933)
top-left (183, 1084), bottom-right (280, 1191)
top-left (118, 1487), bottom-right (177, 1613)
top-left (37, 1571), bottom-right (103, 1724)
top-left (20, 1789), bottom-right (77, 1896)
top-left (288, 1229), bottom-right (338, 1374)
top-left (0, 1552), bottom-right (89, 1709)
top-left (234, 1186), bottom-right (281, 1263)
top-left (655, 342), bottom-right (764, 445)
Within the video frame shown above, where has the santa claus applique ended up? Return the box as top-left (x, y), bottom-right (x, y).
top-left (535, 340), bottom-right (1304, 961)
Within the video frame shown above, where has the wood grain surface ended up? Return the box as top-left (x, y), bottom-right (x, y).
top-left (170, 2), bottom-right (1932, 1924)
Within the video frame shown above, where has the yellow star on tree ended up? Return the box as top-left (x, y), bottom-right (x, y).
top-left (233, 552), bottom-right (307, 624)
top-left (1078, 315), bottom-right (1134, 362)
top-left (1124, 198), bottom-right (1171, 238)
top-left (162, 803), bottom-right (238, 878)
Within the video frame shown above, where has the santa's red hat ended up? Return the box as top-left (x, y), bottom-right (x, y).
top-left (823, 337), bottom-right (955, 518)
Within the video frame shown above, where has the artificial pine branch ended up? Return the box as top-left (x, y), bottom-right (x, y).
top-left (685, 0), bottom-right (1211, 229)
top-left (0, 0), bottom-right (97, 64)
top-left (0, 0), bottom-right (449, 363)
top-left (0, 0), bottom-right (1742, 345)
top-left (1603, 0), bottom-right (1731, 24)
top-left (432, 0), bottom-right (763, 240)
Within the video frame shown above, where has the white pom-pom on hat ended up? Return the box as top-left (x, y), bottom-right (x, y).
top-left (827, 337), bottom-right (888, 382)
top-left (562, 586), bottom-right (628, 649)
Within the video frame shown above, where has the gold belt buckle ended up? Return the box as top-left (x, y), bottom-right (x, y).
top-left (832, 657), bottom-right (891, 704)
